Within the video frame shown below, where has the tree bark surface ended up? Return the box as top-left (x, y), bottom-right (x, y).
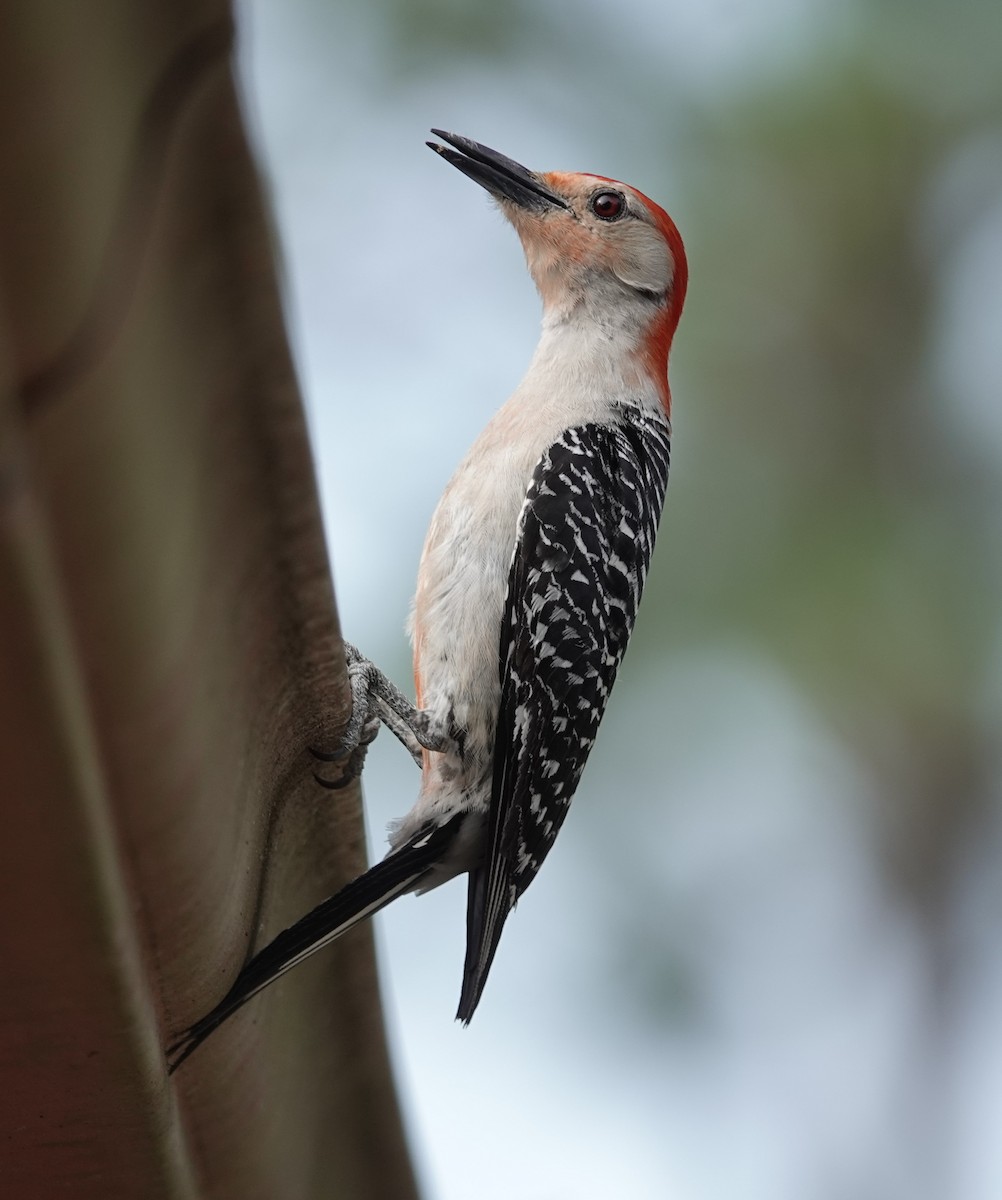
top-left (0, 5), bottom-right (419, 1198)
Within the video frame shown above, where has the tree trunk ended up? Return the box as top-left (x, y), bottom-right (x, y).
top-left (0, 4), bottom-right (419, 1197)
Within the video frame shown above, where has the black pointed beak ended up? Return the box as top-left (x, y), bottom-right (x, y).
top-left (427, 130), bottom-right (571, 213)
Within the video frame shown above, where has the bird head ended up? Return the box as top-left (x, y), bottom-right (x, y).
top-left (428, 130), bottom-right (687, 386)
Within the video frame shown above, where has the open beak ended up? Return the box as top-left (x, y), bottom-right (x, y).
top-left (427, 130), bottom-right (571, 213)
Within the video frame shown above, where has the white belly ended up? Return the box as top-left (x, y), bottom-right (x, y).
top-left (412, 438), bottom-right (531, 758)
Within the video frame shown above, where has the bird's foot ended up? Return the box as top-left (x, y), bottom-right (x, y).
top-left (311, 643), bottom-right (453, 786)
top-left (312, 711), bottom-right (381, 789)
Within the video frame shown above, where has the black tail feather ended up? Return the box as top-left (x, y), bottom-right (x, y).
top-left (166, 815), bottom-right (463, 1074)
top-left (456, 865), bottom-right (512, 1024)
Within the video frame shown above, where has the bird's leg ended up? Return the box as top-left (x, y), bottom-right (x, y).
top-left (313, 643), bottom-right (453, 786)
top-left (374, 698), bottom-right (428, 766)
top-left (340, 642), bottom-right (455, 757)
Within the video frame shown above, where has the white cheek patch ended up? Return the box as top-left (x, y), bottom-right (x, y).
top-left (610, 223), bottom-right (673, 294)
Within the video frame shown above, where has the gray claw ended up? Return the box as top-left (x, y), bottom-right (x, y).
top-left (318, 641), bottom-right (452, 782)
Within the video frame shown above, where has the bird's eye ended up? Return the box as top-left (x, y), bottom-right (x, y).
top-left (590, 190), bottom-right (625, 220)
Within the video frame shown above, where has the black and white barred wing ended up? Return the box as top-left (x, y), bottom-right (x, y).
top-left (458, 411), bottom-right (671, 1021)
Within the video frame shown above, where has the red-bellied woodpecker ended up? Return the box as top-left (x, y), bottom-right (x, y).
top-left (167, 130), bottom-right (687, 1072)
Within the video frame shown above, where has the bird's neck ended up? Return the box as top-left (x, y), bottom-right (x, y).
top-left (526, 292), bottom-right (670, 416)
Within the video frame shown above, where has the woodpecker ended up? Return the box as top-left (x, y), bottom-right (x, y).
top-left (166, 130), bottom-right (687, 1073)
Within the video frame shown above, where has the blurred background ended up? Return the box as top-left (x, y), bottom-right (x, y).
top-left (236, 1), bottom-right (1002, 1196)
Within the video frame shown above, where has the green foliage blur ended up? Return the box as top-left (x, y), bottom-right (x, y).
top-left (356, 0), bottom-right (1002, 927)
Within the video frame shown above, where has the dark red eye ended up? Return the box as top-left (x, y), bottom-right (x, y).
top-left (590, 190), bottom-right (625, 220)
